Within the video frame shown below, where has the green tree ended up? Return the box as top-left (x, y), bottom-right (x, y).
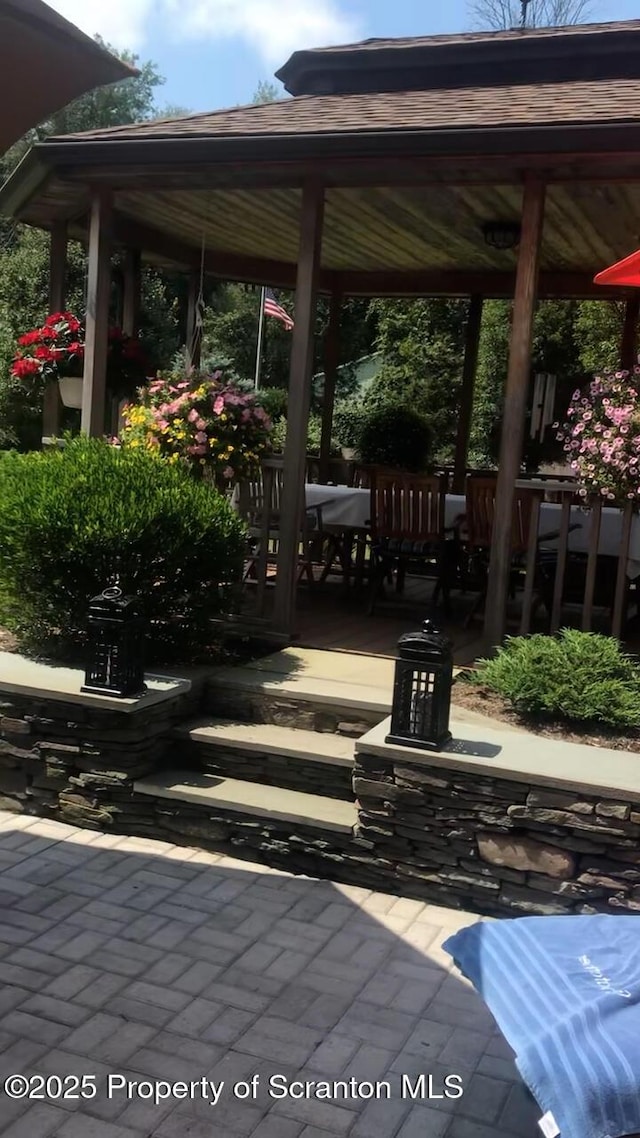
top-left (252, 80), bottom-right (284, 104)
top-left (365, 298), bottom-right (469, 462)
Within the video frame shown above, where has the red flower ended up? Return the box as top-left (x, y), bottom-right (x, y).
top-left (35, 345), bottom-right (55, 361)
top-left (11, 357), bottom-right (41, 378)
top-left (18, 330), bottom-right (41, 346)
top-left (45, 312), bottom-right (64, 326)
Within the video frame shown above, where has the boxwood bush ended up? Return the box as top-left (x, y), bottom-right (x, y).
top-left (475, 629), bottom-right (640, 729)
top-left (0, 437), bottom-right (245, 664)
top-left (358, 404), bottom-right (432, 471)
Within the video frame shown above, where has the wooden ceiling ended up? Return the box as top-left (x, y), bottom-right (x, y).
top-left (15, 173), bottom-right (640, 296)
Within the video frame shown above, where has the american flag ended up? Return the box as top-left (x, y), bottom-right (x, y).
top-left (264, 288), bottom-right (294, 330)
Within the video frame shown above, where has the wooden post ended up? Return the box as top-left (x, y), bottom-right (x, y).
top-left (453, 294), bottom-right (483, 493)
top-left (42, 222), bottom-right (67, 443)
top-left (186, 270), bottom-right (202, 369)
top-left (319, 291), bottom-right (341, 482)
top-left (620, 294), bottom-right (640, 371)
top-left (81, 189), bottom-right (113, 437)
top-left (484, 176), bottom-right (546, 647)
top-left (272, 182), bottom-right (325, 637)
top-left (122, 249), bottom-right (142, 337)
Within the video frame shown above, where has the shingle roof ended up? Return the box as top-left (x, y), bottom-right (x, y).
top-left (53, 78), bottom-right (640, 144)
top-left (306, 20), bottom-right (640, 52)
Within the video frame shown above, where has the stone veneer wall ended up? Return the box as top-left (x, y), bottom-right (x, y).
top-left (4, 678), bottom-right (640, 916)
top-left (354, 749), bottom-right (640, 915)
top-left (183, 740), bottom-right (353, 800)
top-left (0, 688), bottom-right (200, 829)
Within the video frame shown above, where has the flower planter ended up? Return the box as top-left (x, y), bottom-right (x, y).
top-left (58, 376), bottom-right (83, 409)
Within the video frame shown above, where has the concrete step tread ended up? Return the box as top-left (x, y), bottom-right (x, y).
top-left (208, 666), bottom-right (391, 714)
top-left (244, 648), bottom-right (396, 688)
top-left (178, 718), bottom-right (355, 766)
top-left (134, 771), bottom-right (356, 833)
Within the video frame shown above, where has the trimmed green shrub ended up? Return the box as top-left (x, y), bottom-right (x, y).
top-left (333, 398), bottom-right (364, 450)
top-left (475, 629), bottom-right (640, 729)
top-left (0, 437), bottom-right (245, 664)
top-left (358, 404), bottom-right (432, 471)
top-left (256, 386), bottom-right (288, 421)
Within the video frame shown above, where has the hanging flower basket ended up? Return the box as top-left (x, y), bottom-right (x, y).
top-left (119, 371), bottom-right (273, 486)
top-left (555, 368), bottom-right (640, 505)
top-left (58, 376), bottom-right (84, 408)
top-left (10, 313), bottom-right (149, 407)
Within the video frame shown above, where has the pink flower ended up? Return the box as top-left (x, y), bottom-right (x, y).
top-left (223, 465), bottom-right (235, 479)
top-left (196, 419), bottom-right (207, 431)
top-left (188, 408), bottom-right (199, 422)
top-left (213, 396), bottom-right (224, 415)
top-left (195, 431), bottom-right (207, 444)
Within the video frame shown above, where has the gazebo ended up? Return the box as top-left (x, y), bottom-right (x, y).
top-left (3, 18), bottom-right (640, 645)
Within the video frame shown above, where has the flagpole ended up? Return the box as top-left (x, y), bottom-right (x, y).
top-left (254, 286), bottom-right (266, 390)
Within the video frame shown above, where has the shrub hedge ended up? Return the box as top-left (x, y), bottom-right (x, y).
top-left (475, 629), bottom-right (640, 729)
top-left (358, 404), bottom-right (432, 471)
top-left (0, 437), bottom-right (245, 664)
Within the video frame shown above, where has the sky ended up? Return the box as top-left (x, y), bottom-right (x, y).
top-left (49, 0), bottom-right (640, 114)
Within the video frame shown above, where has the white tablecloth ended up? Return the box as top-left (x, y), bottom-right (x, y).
top-left (305, 485), bottom-right (640, 579)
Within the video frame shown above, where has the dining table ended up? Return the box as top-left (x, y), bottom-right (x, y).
top-left (304, 483), bottom-right (640, 579)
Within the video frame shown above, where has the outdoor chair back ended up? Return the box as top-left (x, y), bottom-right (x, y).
top-left (305, 456), bottom-right (352, 485)
top-left (465, 474), bottom-right (534, 556)
top-left (237, 458), bottom-right (283, 529)
top-left (370, 470), bottom-right (446, 544)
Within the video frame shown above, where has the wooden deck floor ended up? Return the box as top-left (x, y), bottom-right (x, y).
top-left (246, 567), bottom-right (640, 665)
top-left (292, 576), bottom-right (487, 665)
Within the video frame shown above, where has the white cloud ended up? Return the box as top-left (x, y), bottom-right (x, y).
top-left (47, 0), bottom-right (361, 61)
top-left (48, 0), bottom-right (153, 50)
top-left (166, 0), bottom-right (361, 63)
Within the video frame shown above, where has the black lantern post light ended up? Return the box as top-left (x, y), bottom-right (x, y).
top-left (386, 619), bottom-right (453, 750)
top-left (81, 586), bottom-right (146, 698)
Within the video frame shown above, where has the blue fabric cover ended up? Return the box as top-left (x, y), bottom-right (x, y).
top-left (443, 915), bottom-right (640, 1138)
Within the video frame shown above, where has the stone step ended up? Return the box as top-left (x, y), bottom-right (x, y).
top-left (174, 717), bottom-right (355, 800)
top-left (179, 718), bottom-right (355, 765)
top-left (205, 657), bottom-right (391, 735)
top-left (133, 770), bottom-right (357, 834)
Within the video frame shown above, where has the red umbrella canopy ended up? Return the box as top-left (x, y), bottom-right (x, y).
top-left (0, 0), bottom-right (136, 154)
top-left (594, 248), bottom-right (640, 288)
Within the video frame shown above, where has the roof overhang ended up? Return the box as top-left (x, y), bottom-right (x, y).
top-left (0, 0), bottom-right (136, 153)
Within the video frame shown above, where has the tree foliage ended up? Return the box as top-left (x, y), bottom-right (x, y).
top-left (468, 0), bottom-right (595, 28)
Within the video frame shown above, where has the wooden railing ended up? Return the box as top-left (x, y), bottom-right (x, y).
top-left (516, 479), bottom-right (636, 638)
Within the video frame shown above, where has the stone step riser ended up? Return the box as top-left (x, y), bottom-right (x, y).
top-left (204, 687), bottom-right (382, 736)
top-left (171, 735), bottom-right (354, 801)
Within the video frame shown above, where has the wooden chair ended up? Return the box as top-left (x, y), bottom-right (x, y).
top-left (461, 474), bottom-right (574, 627)
top-left (368, 470), bottom-right (452, 615)
top-left (238, 460), bottom-right (333, 591)
top-left (305, 455), bottom-right (352, 486)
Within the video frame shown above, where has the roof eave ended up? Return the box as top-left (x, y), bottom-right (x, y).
top-left (5, 118), bottom-right (640, 220)
top-left (276, 25), bottom-right (640, 95)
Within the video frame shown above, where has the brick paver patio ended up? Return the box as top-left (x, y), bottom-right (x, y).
top-left (0, 811), bottom-right (540, 1138)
